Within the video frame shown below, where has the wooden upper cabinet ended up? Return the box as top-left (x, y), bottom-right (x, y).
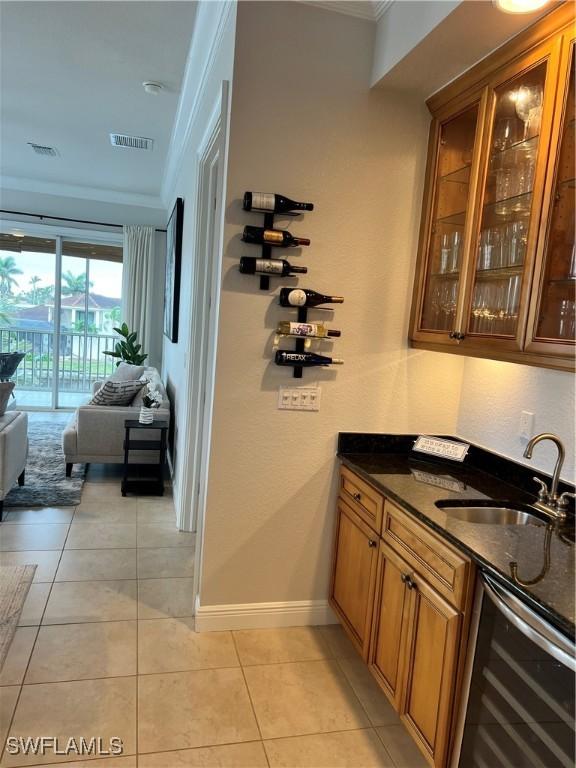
top-left (526, 33), bottom-right (576, 358)
top-left (411, 6), bottom-right (575, 370)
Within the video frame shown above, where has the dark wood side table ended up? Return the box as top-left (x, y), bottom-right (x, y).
top-left (122, 419), bottom-right (169, 497)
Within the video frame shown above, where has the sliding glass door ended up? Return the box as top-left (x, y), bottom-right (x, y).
top-left (0, 231), bottom-right (122, 409)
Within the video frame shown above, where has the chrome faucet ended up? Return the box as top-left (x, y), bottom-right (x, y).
top-left (523, 433), bottom-right (573, 519)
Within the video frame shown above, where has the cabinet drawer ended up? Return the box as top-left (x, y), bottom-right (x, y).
top-left (340, 466), bottom-right (383, 534)
top-left (382, 499), bottom-right (470, 610)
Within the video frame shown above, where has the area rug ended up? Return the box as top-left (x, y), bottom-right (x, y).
top-left (4, 415), bottom-right (85, 507)
top-left (0, 564), bottom-right (36, 671)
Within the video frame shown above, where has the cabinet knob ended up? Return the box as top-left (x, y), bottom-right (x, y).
top-left (353, 492), bottom-right (362, 502)
top-left (401, 573), bottom-right (417, 590)
top-left (368, 539), bottom-right (377, 548)
top-left (449, 331), bottom-right (465, 341)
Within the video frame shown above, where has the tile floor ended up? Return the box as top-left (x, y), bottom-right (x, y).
top-left (0, 469), bottom-right (428, 768)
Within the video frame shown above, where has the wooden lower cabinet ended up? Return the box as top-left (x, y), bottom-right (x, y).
top-left (368, 541), bottom-right (412, 710)
top-left (369, 541), bottom-right (462, 768)
top-left (329, 498), bottom-right (378, 660)
top-left (401, 572), bottom-right (462, 768)
top-left (330, 468), bottom-right (474, 768)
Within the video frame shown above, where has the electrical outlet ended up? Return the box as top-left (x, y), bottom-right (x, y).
top-left (519, 410), bottom-right (535, 440)
top-left (278, 386), bottom-right (321, 411)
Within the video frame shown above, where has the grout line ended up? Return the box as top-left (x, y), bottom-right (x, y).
top-left (0, 519), bottom-right (72, 764)
top-left (230, 632), bottom-right (269, 766)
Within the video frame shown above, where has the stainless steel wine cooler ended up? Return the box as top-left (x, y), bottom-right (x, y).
top-left (451, 573), bottom-right (575, 768)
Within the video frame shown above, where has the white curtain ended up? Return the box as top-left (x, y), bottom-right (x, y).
top-left (122, 225), bottom-right (155, 362)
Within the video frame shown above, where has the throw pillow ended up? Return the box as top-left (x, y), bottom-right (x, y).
top-left (88, 379), bottom-right (144, 406)
top-left (0, 381), bottom-right (15, 415)
top-left (108, 362), bottom-right (145, 383)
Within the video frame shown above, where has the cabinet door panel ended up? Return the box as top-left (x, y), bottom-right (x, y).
top-left (330, 500), bottom-right (378, 659)
top-left (368, 541), bottom-right (412, 709)
top-left (401, 576), bottom-right (461, 768)
top-left (415, 98), bottom-right (483, 340)
top-left (463, 40), bottom-right (561, 351)
top-left (526, 35), bottom-right (576, 361)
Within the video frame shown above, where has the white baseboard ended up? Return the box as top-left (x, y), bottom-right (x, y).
top-left (195, 599), bottom-right (338, 632)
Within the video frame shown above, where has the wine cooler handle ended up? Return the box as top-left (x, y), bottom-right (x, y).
top-left (482, 573), bottom-right (575, 671)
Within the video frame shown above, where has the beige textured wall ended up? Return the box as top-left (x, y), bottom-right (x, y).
top-left (161, 2), bottom-right (236, 506)
top-left (198, 1), bottom-right (465, 608)
top-left (457, 359), bottom-right (575, 483)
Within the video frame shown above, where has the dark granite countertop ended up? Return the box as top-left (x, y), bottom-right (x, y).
top-left (338, 433), bottom-right (575, 639)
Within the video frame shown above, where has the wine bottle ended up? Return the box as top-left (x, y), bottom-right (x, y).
top-left (242, 225), bottom-right (310, 248)
top-left (239, 257), bottom-right (307, 276)
top-left (275, 351), bottom-right (343, 367)
top-left (243, 191), bottom-right (314, 214)
top-left (279, 288), bottom-right (344, 308)
top-left (276, 321), bottom-right (341, 338)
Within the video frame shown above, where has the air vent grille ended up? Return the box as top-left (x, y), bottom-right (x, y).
top-left (110, 133), bottom-right (154, 151)
top-left (28, 143), bottom-right (59, 156)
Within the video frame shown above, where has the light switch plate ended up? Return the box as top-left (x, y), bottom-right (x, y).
top-left (278, 386), bottom-right (321, 411)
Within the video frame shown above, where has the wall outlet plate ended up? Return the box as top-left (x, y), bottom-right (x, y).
top-left (278, 386), bottom-right (321, 411)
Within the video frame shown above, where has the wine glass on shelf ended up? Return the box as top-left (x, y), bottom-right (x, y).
top-left (493, 118), bottom-right (517, 152)
top-left (514, 84), bottom-right (543, 140)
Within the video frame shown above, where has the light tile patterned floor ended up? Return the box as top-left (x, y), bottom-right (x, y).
top-left (0, 470), bottom-right (428, 768)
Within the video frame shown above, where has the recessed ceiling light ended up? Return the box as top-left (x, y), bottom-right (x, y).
top-left (142, 81), bottom-right (163, 96)
top-left (493, 0), bottom-right (550, 13)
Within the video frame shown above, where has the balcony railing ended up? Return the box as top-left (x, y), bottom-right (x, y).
top-left (0, 328), bottom-right (117, 392)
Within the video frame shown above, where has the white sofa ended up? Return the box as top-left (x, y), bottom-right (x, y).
top-left (62, 367), bottom-right (170, 474)
top-left (0, 411), bottom-right (28, 521)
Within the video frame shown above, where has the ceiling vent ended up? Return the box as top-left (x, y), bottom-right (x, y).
top-left (28, 143), bottom-right (59, 157)
top-left (110, 133), bottom-right (154, 151)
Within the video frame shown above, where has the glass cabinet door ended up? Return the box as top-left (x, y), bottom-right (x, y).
top-left (466, 59), bottom-right (550, 343)
top-left (529, 42), bottom-right (575, 354)
top-left (418, 103), bottom-right (480, 335)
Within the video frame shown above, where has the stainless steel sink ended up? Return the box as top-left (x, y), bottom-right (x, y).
top-left (435, 500), bottom-right (546, 526)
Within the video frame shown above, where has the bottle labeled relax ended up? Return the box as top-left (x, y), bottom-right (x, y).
top-left (242, 225), bottom-right (310, 248)
top-left (276, 321), bottom-right (341, 338)
top-left (275, 351), bottom-right (343, 367)
top-left (243, 191), bottom-right (314, 214)
top-left (239, 257), bottom-right (307, 276)
top-left (279, 288), bottom-right (344, 308)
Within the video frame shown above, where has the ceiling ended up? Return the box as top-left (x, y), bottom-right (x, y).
top-left (0, 1), bottom-right (197, 210)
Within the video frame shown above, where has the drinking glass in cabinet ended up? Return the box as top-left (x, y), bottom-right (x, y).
top-left (514, 84), bottom-right (543, 140)
top-left (418, 102), bottom-right (479, 332)
top-left (471, 274), bottom-right (521, 335)
top-left (493, 117), bottom-right (518, 151)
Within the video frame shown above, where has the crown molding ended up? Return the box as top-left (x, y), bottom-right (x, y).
top-left (299, 1), bottom-right (395, 22)
top-left (374, 1), bottom-right (394, 20)
top-left (0, 175), bottom-right (165, 210)
top-left (161, 1), bottom-right (236, 206)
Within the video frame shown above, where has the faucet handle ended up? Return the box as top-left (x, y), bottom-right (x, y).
top-left (557, 491), bottom-right (576, 509)
top-left (532, 476), bottom-right (550, 502)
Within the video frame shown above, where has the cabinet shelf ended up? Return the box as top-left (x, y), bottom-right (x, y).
top-left (439, 164), bottom-right (471, 184)
top-left (434, 210), bottom-right (467, 227)
top-left (489, 134), bottom-right (539, 163)
top-left (474, 265), bottom-right (524, 280)
top-left (484, 190), bottom-right (532, 215)
top-left (430, 271), bottom-right (460, 279)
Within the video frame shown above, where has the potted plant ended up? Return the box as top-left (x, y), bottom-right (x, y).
top-left (103, 323), bottom-right (148, 367)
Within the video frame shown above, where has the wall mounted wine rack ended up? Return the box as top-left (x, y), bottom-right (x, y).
top-left (240, 192), bottom-right (343, 380)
